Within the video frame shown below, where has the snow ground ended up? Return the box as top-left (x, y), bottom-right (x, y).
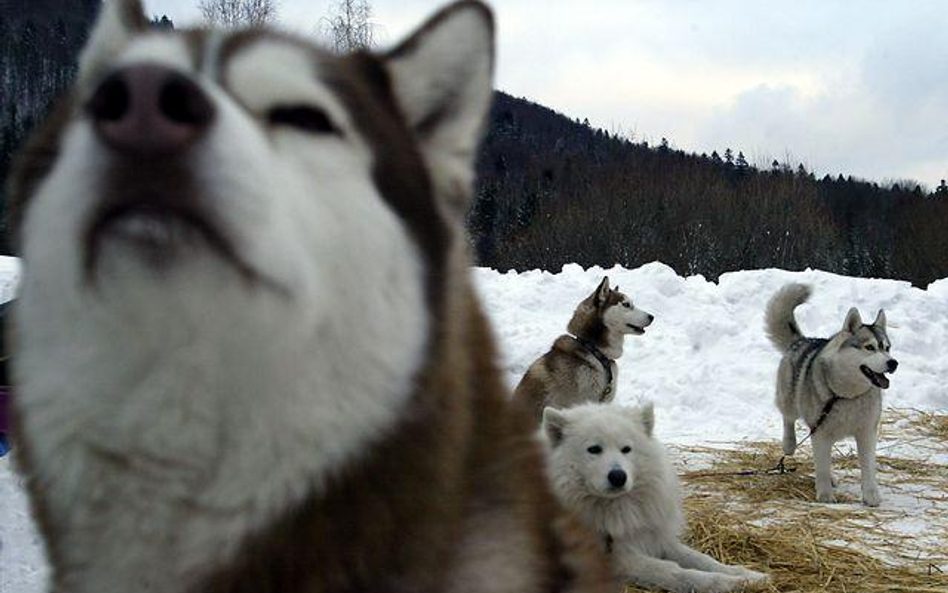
top-left (2, 260), bottom-right (947, 592)
top-left (474, 262), bottom-right (948, 443)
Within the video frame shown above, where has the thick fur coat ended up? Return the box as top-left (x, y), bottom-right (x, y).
top-left (766, 283), bottom-right (898, 506)
top-left (6, 2), bottom-right (612, 592)
top-left (514, 277), bottom-right (653, 425)
top-left (542, 403), bottom-right (769, 593)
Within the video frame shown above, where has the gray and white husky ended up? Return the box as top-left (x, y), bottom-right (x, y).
top-left (6, 2), bottom-right (613, 592)
top-left (765, 283), bottom-right (898, 506)
top-left (513, 277), bottom-right (653, 425)
top-left (541, 403), bottom-right (769, 593)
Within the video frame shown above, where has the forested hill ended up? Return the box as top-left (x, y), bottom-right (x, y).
top-left (0, 0), bottom-right (99, 131)
top-left (471, 92), bottom-right (948, 286)
top-left (0, 0), bottom-right (100, 240)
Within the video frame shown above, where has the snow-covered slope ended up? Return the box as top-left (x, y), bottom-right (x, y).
top-left (2, 260), bottom-right (947, 592)
top-left (475, 262), bottom-right (948, 443)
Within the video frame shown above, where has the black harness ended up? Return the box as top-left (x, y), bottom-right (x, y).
top-left (810, 395), bottom-right (841, 434)
top-left (576, 337), bottom-right (614, 401)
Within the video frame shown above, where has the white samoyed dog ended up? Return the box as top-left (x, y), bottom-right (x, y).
top-left (541, 403), bottom-right (769, 593)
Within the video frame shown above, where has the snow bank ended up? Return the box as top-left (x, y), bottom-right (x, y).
top-left (473, 261), bottom-right (948, 443)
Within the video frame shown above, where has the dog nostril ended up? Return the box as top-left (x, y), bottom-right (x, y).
top-left (159, 75), bottom-right (214, 126)
top-left (607, 469), bottom-right (627, 488)
top-left (887, 360), bottom-right (898, 373)
top-left (87, 73), bottom-right (131, 122)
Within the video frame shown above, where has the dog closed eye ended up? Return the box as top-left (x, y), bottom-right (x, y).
top-left (268, 105), bottom-right (340, 135)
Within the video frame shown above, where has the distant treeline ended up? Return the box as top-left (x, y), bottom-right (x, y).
top-left (0, 0), bottom-right (101, 246)
top-left (471, 93), bottom-right (948, 286)
top-left (1, 5), bottom-right (946, 286)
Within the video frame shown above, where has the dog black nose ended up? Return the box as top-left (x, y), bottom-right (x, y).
top-left (607, 469), bottom-right (627, 488)
top-left (87, 65), bottom-right (215, 155)
top-left (647, 314), bottom-right (655, 323)
top-left (887, 359), bottom-right (898, 373)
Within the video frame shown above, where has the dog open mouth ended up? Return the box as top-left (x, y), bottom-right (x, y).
top-left (626, 324), bottom-right (646, 335)
top-left (860, 365), bottom-right (890, 389)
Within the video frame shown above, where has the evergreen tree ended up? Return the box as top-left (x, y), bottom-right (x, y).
top-left (935, 179), bottom-right (948, 197)
top-left (150, 15), bottom-right (174, 29)
top-left (735, 151), bottom-right (749, 172)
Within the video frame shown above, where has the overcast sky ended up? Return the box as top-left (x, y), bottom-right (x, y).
top-left (143, 0), bottom-right (948, 188)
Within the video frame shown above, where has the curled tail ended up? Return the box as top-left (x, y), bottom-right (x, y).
top-left (765, 283), bottom-right (811, 351)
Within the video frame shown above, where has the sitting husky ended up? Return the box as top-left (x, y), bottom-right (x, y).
top-left (514, 277), bottom-right (653, 425)
top-left (765, 283), bottom-right (898, 506)
top-left (542, 403), bottom-right (769, 593)
top-left (7, 2), bottom-right (613, 592)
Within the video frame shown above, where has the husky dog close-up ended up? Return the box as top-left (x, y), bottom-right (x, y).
top-left (765, 283), bottom-right (898, 506)
top-left (541, 403), bottom-right (769, 593)
top-left (514, 277), bottom-right (653, 425)
top-left (6, 1), bottom-right (614, 592)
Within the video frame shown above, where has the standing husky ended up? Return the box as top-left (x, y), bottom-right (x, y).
top-left (541, 403), bottom-right (769, 593)
top-left (6, 2), bottom-right (612, 592)
top-left (514, 277), bottom-right (653, 424)
top-left (765, 283), bottom-right (898, 506)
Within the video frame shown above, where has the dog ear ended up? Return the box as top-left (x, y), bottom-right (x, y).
top-left (843, 307), bottom-right (862, 334)
top-left (594, 276), bottom-right (610, 306)
top-left (873, 309), bottom-right (887, 329)
top-left (636, 402), bottom-right (655, 437)
top-left (79, 0), bottom-right (147, 84)
top-left (541, 407), bottom-right (569, 446)
top-left (385, 1), bottom-right (494, 219)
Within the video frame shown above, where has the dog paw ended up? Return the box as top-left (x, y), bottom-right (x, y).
top-left (862, 487), bottom-right (881, 507)
top-left (816, 490), bottom-right (837, 504)
top-left (697, 574), bottom-right (746, 593)
top-left (738, 569), bottom-right (770, 584)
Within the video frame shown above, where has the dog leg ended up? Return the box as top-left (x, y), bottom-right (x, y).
top-left (813, 434), bottom-right (836, 503)
top-left (855, 428), bottom-right (881, 507)
top-left (664, 542), bottom-right (769, 583)
top-left (781, 416), bottom-right (797, 456)
top-left (614, 550), bottom-right (752, 593)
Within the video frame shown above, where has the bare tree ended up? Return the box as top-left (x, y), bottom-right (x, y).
top-left (320, 0), bottom-right (376, 53)
top-left (199, 0), bottom-right (278, 27)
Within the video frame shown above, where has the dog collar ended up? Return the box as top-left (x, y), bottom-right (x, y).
top-left (575, 337), bottom-right (614, 401)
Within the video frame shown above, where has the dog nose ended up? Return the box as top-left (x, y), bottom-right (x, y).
top-left (607, 469), bottom-right (627, 488)
top-left (646, 314), bottom-right (655, 324)
top-left (887, 359), bottom-right (898, 373)
top-left (87, 65), bottom-right (215, 155)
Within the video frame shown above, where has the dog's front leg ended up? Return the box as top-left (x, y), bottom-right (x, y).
top-left (812, 434), bottom-right (836, 503)
top-left (664, 542), bottom-right (769, 583)
top-left (613, 550), bottom-right (751, 593)
top-left (781, 416), bottom-right (797, 456)
top-left (855, 428), bottom-right (881, 507)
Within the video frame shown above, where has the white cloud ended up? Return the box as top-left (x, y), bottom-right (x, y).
top-left (142, 0), bottom-right (948, 186)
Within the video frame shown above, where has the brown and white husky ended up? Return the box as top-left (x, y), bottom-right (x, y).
top-left (6, 2), bottom-right (611, 592)
top-left (513, 277), bottom-right (654, 425)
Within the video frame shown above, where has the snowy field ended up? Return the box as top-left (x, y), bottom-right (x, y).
top-left (3, 259), bottom-right (947, 592)
top-left (476, 262), bottom-right (948, 443)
